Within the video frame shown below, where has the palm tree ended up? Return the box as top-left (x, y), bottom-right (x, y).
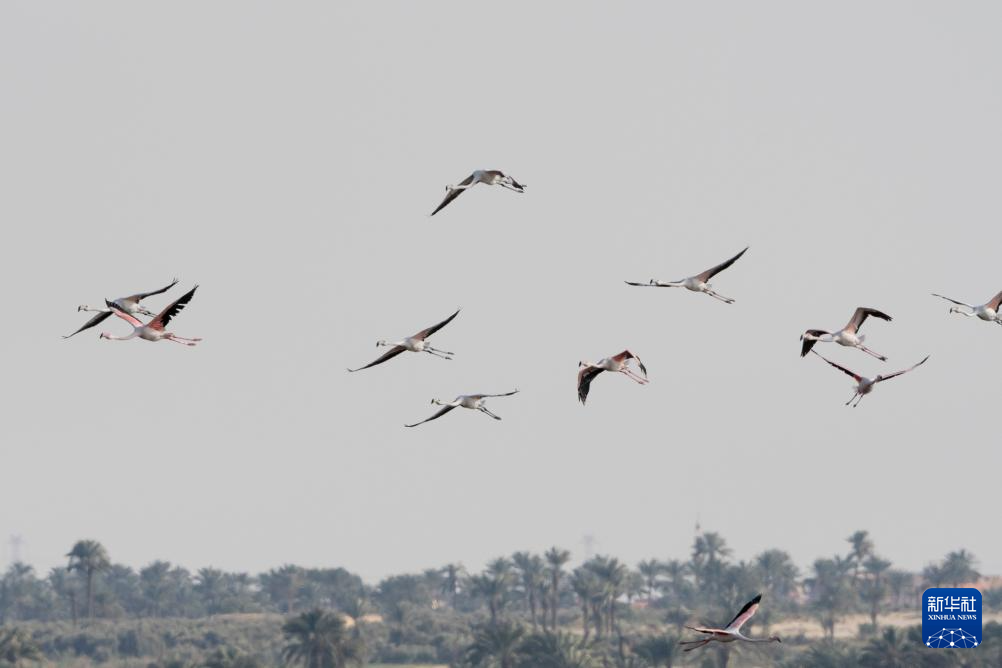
top-left (690, 533), bottom-right (731, 601)
top-left (195, 567), bottom-right (226, 616)
top-left (0, 563), bottom-right (36, 622)
top-left (846, 531), bottom-right (874, 583)
top-left (517, 631), bottom-right (600, 668)
top-left (941, 549), bottom-right (979, 587)
top-left (0, 627), bottom-right (42, 667)
top-left (637, 560), bottom-right (665, 603)
top-left (570, 567), bottom-right (602, 642)
top-left (805, 557), bottom-right (853, 640)
top-left (632, 632), bottom-right (682, 668)
top-left (512, 552), bottom-right (546, 628)
top-left (585, 556), bottom-right (627, 635)
top-left (754, 549), bottom-right (799, 602)
top-left (692, 532), bottom-right (732, 566)
top-left (140, 560), bottom-right (173, 617)
top-left (47, 567), bottom-right (78, 626)
top-left (281, 609), bottom-right (364, 668)
top-left (264, 565), bottom-right (305, 614)
top-left (858, 556), bottom-right (891, 628)
top-left (544, 547), bottom-right (571, 629)
top-left (485, 557), bottom-right (516, 622)
top-left (469, 573), bottom-right (505, 625)
top-left (659, 560), bottom-right (691, 611)
top-left (66, 539), bottom-right (110, 620)
top-left (465, 620), bottom-right (525, 668)
top-left (885, 570), bottom-right (913, 609)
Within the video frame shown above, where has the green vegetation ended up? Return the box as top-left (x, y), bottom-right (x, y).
top-left (0, 532), bottom-right (998, 666)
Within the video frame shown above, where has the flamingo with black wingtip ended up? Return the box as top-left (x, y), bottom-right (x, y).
top-left (812, 350), bottom-right (930, 407)
top-left (405, 390), bottom-right (519, 427)
top-left (100, 285), bottom-right (202, 346)
top-left (65, 278), bottom-right (179, 339)
top-left (348, 309), bottom-right (460, 372)
top-left (626, 247), bottom-right (748, 304)
top-left (680, 594), bottom-right (781, 652)
top-left (800, 307), bottom-right (893, 360)
top-left (577, 350), bottom-right (648, 405)
top-left (430, 170), bottom-right (525, 216)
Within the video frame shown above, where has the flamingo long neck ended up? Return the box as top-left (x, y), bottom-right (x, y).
top-left (104, 331), bottom-right (138, 341)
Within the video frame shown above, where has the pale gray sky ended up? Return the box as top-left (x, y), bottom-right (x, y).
top-left (2, 1), bottom-right (1001, 583)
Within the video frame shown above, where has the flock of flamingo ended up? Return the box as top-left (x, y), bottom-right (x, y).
top-left (64, 168), bottom-right (1001, 651)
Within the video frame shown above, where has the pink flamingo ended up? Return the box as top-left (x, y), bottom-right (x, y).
top-left (430, 170), bottom-right (526, 216)
top-left (680, 594), bottom-right (781, 652)
top-left (577, 350), bottom-right (648, 404)
top-left (65, 278), bottom-right (178, 338)
top-left (812, 350), bottom-right (929, 407)
top-left (101, 285), bottom-right (202, 346)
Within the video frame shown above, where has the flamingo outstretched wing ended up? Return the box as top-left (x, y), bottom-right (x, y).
top-left (725, 594), bottom-right (762, 632)
top-left (123, 277), bottom-right (179, 305)
top-left (405, 404), bottom-right (457, 428)
top-left (347, 346), bottom-right (407, 372)
top-left (430, 173), bottom-right (476, 216)
top-left (846, 307), bottom-right (892, 333)
top-left (414, 309), bottom-right (460, 340)
top-left (800, 329), bottom-right (829, 357)
top-left (64, 311), bottom-right (113, 338)
top-left (469, 390), bottom-right (519, 400)
top-left (931, 293), bottom-right (974, 308)
top-left (875, 356), bottom-right (930, 384)
top-left (695, 246), bottom-right (749, 283)
top-left (812, 351), bottom-right (862, 381)
top-left (577, 366), bottom-right (604, 404)
top-left (148, 285), bottom-right (198, 331)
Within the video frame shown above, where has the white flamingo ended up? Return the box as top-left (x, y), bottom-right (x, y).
top-left (100, 285), bottom-right (202, 346)
top-left (932, 291), bottom-right (1002, 325)
top-left (625, 247), bottom-right (748, 304)
top-left (800, 307), bottom-right (892, 360)
top-left (577, 350), bottom-right (648, 405)
top-left (348, 309), bottom-right (460, 372)
top-left (430, 170), bottom-right (525, 216)
top-left (812, 350), bottom-right (929, 407)
top-left (65, 278), bottom-right (178, 338)
top-left (680, 594), bottom-right (781, 652)
top-left (405, 390), bottom-right (519, 427)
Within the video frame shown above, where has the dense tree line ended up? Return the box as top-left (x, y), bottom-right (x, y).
top-left (0, 532), bottom-right (995, 666)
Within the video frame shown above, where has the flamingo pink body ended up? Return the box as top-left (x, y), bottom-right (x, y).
top-left (680, 594), bottom-right (781, 652)
top-left (101, 285), bottom-right (202, 347)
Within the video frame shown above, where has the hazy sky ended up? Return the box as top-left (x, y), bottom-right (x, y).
top-left (2, 2), bottom-right (1001, 584)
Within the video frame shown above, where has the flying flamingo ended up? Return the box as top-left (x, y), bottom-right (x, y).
top-left (100, 285), bottom-right (202, 346)
top-left (64, 278), bottom-right (179, 338)
top-left (932, 291), bottom-right (1002, 325)
top-left (680, 594), bottom-right (781, 652)
top-left (812, 350), bottom-right (929, 407)
top-left (347, 309), bottom-right (460, 372)
top-left (430, 170), bottom-right (525, 216)
top-left (577, 350), bottom-right (648, 404)
top-left (405, 390), bottom-right (519, 427)
top-left (625, 247), bottom-right (748, 304)
top-left (800, 307), bottom-right (892, 360)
